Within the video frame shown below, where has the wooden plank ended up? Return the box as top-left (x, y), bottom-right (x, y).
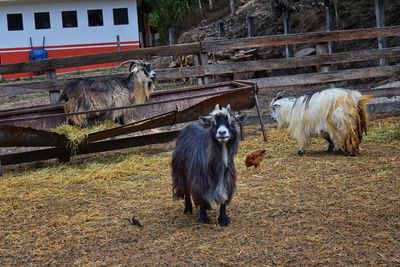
top-left (252, 64), bottom-right (400, 89)
top-left (0, 43), bottom-right (201, 75)
top-left (2, 46), bottom-right (400, 96)
top-left (0, 66), bottom-right (204, 96)
top-left (203, 46), bottom-right (400, 75)
top-left (201, 25), bottom-right (400, 52)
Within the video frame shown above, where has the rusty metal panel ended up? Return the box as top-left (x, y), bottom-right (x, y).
top-left (0, 125), bottom-right (68, 147)
top-left (0, 81), bottom-right (255, 130)
top-left (1, 131), bottom-right (180, 166)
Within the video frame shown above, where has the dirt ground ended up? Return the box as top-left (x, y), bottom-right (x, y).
top-left (0, 116), bottom-right (399, 266)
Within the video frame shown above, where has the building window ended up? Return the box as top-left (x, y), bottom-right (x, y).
top-left (62, 11), bottom-right (78, 28)
top-left (7, 13), bottom-right (24, 31)
top-left (35, 12), bottom-right (51, 29)
top-left (113, 8), bottom-right (129, 25)
top-left (88, 9), bottom-right (103, 27)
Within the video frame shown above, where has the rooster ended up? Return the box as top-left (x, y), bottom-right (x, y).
top-left (245, 149), bottom-right (267, 170)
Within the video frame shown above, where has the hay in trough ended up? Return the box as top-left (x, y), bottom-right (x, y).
top-left (52, 120), bottom-right (118, 153)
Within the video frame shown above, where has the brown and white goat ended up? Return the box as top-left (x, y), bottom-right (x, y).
top-left (270, 88), bottom-right (372, 156)
top-left (171, 105), bottom-right (246, 227)
top-left (59, 60), bottom-right (156, 127)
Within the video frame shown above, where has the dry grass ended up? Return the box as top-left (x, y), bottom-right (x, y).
top-left (52, 121), bottom-right (118, 153)
top-left (1, 116), bottom-right (399, 266)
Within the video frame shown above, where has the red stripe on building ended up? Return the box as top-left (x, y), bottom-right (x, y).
top-left (1, 42), bottom-right (140, 79)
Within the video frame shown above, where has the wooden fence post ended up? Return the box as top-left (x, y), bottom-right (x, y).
top-left (47, 69), bottom-right (60, 103)
top-left (325, 0), bottom-right (336, 54)
top-left (283, 9), bottom-right (294, 58)
top-left (168, 28), bottom-right (177, 61)
top-left (375, 0), bottom-right (388, 66)
top-left (193, 54), bottom-right (204, 85)
top-left (316, 43), bottom-right (335, 87)
top-left (200, 52), bottom-right (209, 84)
top-left (247, 16), bottom-right (256, 38)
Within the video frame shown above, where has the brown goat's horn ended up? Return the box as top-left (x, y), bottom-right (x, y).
top-left (117, 60), bottom-right (140, 69)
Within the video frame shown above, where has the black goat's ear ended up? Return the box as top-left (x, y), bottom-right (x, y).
top-left (199, 115), bottom-right (212, 125)
top-left (233, 113), bottom-right (247, 122)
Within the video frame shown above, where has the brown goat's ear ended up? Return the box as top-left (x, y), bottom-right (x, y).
top-left (199, 115), bottom-right (212, 125)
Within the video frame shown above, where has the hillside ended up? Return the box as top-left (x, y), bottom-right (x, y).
top-left (178, 0), bottom-right (400, 53)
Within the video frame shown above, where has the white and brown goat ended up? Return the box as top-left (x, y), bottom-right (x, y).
top-left (270, 88), bottom-right (372, 156)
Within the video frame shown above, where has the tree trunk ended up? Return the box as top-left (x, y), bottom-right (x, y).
top-left (198, 0), bottom-right (204, 17)
top-left (208, 0), bottom-right (213, 10)
top-left (230, 0), bottom-right (237, 15)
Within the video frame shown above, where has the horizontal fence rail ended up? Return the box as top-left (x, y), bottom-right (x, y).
top-left (0, 43), bottom-right (201, 75)
top-left (1, 26), bottom-right (400, 76)
top-left (201, 25), bottom-right (400, 52)
top-left (2, 46), bottom-right (400, 96)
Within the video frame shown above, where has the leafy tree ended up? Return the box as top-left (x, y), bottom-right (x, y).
top-left (145, 0), bottom-right (191, 43)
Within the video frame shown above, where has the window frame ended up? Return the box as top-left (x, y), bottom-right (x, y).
top-left (113, 8), bottom-right (129, 25)
top-left (7, 13), bottom-right (24, 31)
top-left (87, 9), bottom-right (104, 27)
top-left (34, 12), bottom-right (51, 30)
top-left (61, 10), bottom-right (78, 28)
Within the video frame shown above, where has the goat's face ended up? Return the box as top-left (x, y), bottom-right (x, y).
top-left (269, 97), bottom-right (295, 128)
top-left (200, 104), bottom-right (246, 143)
top-left (130, 62), bottom-right (157, 84)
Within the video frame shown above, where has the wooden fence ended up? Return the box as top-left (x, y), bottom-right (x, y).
top-left (1, 25), bottom-right (400, 108)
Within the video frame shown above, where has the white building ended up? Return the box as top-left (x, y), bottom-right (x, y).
top-left (0, 0), bottom-right (148, 78)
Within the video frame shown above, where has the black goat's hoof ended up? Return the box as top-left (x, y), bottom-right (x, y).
top-left (297, 149), bottom-right (305, 156)
top-left (184, 207), bottom-right (193, 214)
top-left (218, 215), bottom-right (231, 227)
top-left (327, 148), bottom-right (334, 153)
top-left (197, 216), bottom-right (211, 224)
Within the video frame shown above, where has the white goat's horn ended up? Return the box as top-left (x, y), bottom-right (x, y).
top-left (226, 104), bottom-right (231, 111)
top-left (275, 90), bottom-right (287, 99)
top-left (215, 104), bottom-right (220, 110)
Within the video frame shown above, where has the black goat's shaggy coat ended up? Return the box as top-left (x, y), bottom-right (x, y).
top-left (171, 105), bottom-right (243, 226)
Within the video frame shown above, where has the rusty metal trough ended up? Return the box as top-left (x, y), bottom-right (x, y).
top-left (0, 81), bottom-right (265, 176)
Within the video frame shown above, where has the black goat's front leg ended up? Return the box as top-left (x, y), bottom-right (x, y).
top-left (197, 206), bottom-right (210, 224)
top-left (218, 203), bottom-right (231, 227)
top-left (184, 194), bottom-right (193, 214)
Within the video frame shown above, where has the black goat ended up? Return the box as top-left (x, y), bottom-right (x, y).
top-left (171, 104), bottom-right (246, 226)
top-left (59, 60), bottom-right (156, 127)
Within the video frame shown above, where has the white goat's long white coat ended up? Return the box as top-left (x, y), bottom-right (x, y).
top-left (270, 88), bottom-right (370, 154)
